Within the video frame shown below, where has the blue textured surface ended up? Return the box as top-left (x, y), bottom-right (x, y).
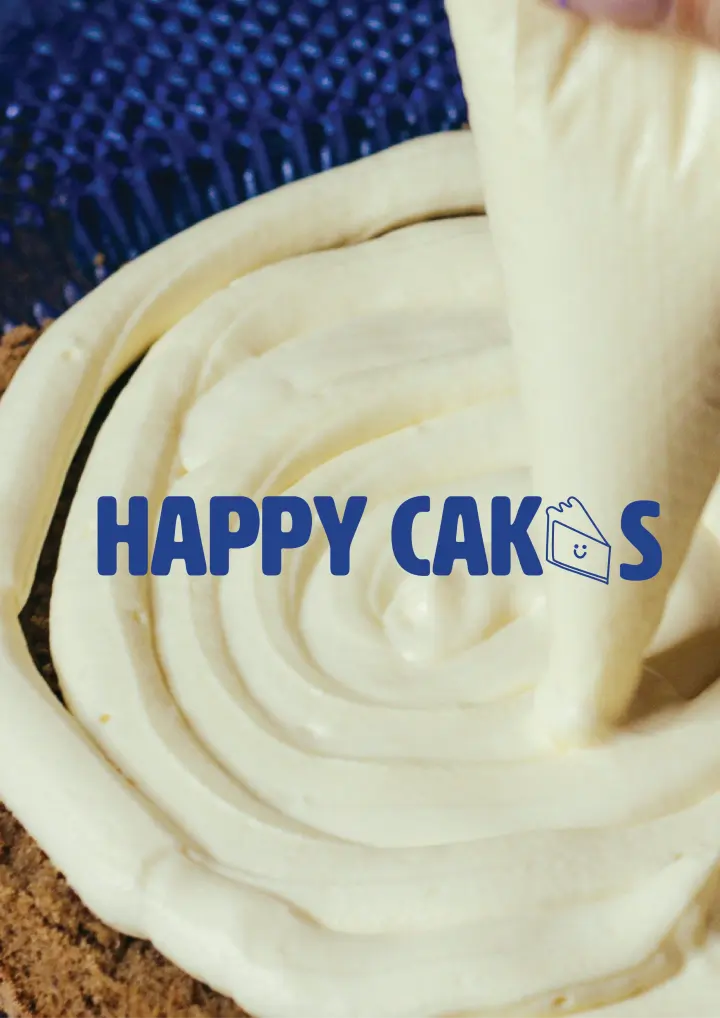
top-left (0, 0), bottom-right (466, 330)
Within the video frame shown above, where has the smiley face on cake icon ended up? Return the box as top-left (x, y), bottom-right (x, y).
top-left (546, 497), bottom-right (612, 584)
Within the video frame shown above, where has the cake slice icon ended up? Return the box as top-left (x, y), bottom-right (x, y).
top-left (545, 498), bottom-right (611, 584)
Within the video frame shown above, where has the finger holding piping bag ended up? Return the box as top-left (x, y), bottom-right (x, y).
top-left (445, 0), bottom-right (720, 747)
top-left (553, 0), bottom-right (720, 48)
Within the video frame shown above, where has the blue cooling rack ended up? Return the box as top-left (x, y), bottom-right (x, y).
top-left (0, 0), bottom-right (466, 329)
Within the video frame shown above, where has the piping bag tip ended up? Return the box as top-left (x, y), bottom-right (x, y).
top-left (445, 0), bottom-right (720, 743)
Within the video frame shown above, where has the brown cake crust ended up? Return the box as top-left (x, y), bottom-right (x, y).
top-left (0, 326), bottom-right (248, 1018)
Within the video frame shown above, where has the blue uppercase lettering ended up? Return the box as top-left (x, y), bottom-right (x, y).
top-left (391, 496), bottom-right (431, 577)
top-left (97, 496), bottom-right (149, 577)
top-left (96, 494), bottom-right (665, 580)
top-left (151, 496), bottom-right (207, 576)
top-left (620, 501), bottom-right (662, 581)
top-left (262, 496), bottom-right (313, 576)
top-left (209, 496), bottom-right (260, 576)
top-left (433, 497), bottom-right (489, 576)
top-left (491, 496), bottom-right (543, 576)
top-left (314, 496), bottom-right (367, 576)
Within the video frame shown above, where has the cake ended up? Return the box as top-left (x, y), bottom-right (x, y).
top-left (0, 325), bottom-right (247, 1018)
top-left (3, 1), bottom-right (720, 1004)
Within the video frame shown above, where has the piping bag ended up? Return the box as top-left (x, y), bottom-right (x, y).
top-left (445, 0), bottom-right (720, 746)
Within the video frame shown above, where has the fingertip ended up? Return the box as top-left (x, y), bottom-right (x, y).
top-left (548, 0), bottom-right (669, 28)
top-left (547, 0), bottom-right (720, 48)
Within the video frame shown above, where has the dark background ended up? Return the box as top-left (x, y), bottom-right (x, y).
top-left (0, 0), bottom-right (466, 331)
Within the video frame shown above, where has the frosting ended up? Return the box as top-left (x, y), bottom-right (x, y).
top-left (0, 6), bottom-right (719, 1016)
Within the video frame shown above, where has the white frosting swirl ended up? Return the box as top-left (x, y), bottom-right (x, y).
top-left (1, 63), bottom-right (720, 1018)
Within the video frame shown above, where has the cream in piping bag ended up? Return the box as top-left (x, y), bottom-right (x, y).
top-left (445, 0), bottom-right (720, 745)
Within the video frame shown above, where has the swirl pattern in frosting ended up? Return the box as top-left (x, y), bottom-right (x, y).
top-left (0, 133), bottom-right (720, 1016)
